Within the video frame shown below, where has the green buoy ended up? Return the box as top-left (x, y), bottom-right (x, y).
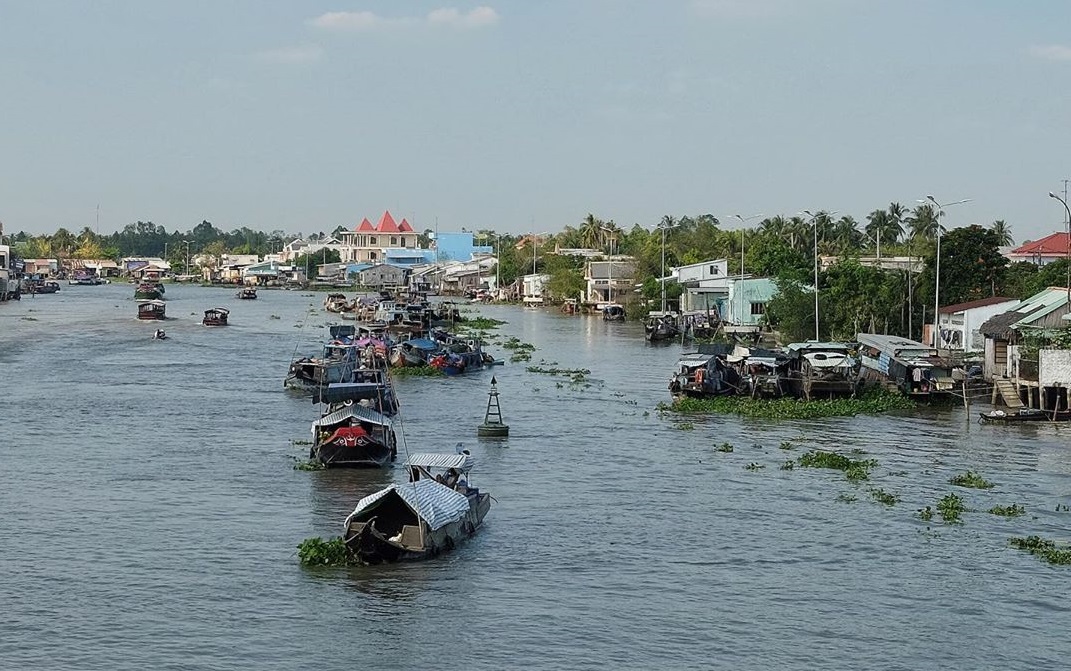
top-left (478, 375), bottom-right (510, 437)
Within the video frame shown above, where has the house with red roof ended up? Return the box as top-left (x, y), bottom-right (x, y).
top-left (1006, 232), bottom-right (1071, 266)
top-left (336, 211), bottom-right (421, 263)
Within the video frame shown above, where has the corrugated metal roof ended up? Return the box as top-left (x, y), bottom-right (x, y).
top-left (405, 453), bottom-right (475, 470)
top-left (346, 480), bottom-right (471, 531)
top-left (938, 296), bottom-right (1018, 314)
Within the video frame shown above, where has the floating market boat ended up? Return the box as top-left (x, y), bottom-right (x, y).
top-left (602, 304), bottom-right (626, 321)
top-left (25, 278), bottom-right (61, 295)
top-left (324, 293), bottom-right (350, 313)
top-left (134, 282), bottom-right (162, 300)
top-left (310, 400), bottom-right (397, 467)
top-left (727, 346), bottom-right (791, 399)
top-left (342, 450), bottom-right (491, 564)
top-left (389, 337), bottom-right (440, 368)
top-left (783, 341), bottom-right (860, 400)
top-left (668, 345), bottom-right (740, 398)
top-left (644, 311), bottom-right (683, 342)
top-left (137, 299), bottom-right (167, 320)
top-left (428, 331), bottom-right (491, 375)
top-left (237, 287), bottom-right (258, 300)
top-left (202, 307), bottom-right (230, 326)
top-left (69, 271), bottom-right (105, 285)
top-left (857, 333), bottom-right (954, 398)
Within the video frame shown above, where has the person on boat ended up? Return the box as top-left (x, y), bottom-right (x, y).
top-left (153, 329), bottom-right (167, 340)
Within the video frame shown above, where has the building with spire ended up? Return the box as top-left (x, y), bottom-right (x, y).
top-left (336, 210), bottom-right (422, 263)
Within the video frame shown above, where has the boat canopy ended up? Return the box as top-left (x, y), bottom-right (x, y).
top-left (312, 403), bottom-right (391, 428)
top-left (315, 382), bottom-right (391, 405)
top-left (347, 480), bottom-right (471, 531)
top-left (138, 300), bottom-right (166, 308)
top-left (329, 324), bottom-right (356, 338)
top-left (405, 452), bottom-right (475, 471)
top-left (403, 338), bottom-right (438, 350)
top-left (205, 307), bottom-right (230, 315)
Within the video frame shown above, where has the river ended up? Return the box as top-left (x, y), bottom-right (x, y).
top-left (1, 283), bottom-right (1070, 670)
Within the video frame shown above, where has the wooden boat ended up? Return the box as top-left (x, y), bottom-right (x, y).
top-left (137, 299), bottom-right (167, 320)
top-left (727, 346), bottom-right (791, 399)
top-left (857, 333), bottom-right (954, 398)
top-left (134, 282), bottom-right (162, 300)
top-left (644, 311), bottom-right (683, 342)
top-left (428, 330), bottom-right (490, 375)
top-left (69, 271), bottom-right (105, 285)
top-left (310, 402), bottom-right (397, 467)
top-left (783, 342), bottom-right (861, 400)
top-left (602, 304), bottom-right (626, 321)
top-left (343, 451), bottom-right (491, 564)
top-left (668, 345), bottom-right (740, 398)
top-left (389, 337), bottom-right (440, 368)
top-left (236, 287), bottom-right (258, 300)
top-left (979, 408), bottom-right (1071, 424)
top-left (202, 307), bottom-right (230, 326)
top-left (26, 278), bottom-right (61, 295)
top-left (324, 293), bottom-right (349, 313)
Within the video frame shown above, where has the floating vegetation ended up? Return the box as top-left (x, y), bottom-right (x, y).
top-left (20, 316), bottom-right (38, 321)
top-left (949, 470), bottom-right (995, 490)
top-left (298, 536), bottom-right (353, 566)
top-left (988, 504), bottom-right (1026, 518)
top-left (527, 366), bottom-right (590, 378)
top-left (1009, 536), bottom-right (1071, 565)
top-left (797, 450), bottom-right (877, 482)
top-left (745, 462), bottom-right (765, 471)
top-left (675, 422), bottom-right (695, 431)
top-left (715, 442), bottom-right (734, 453)
top-left (293, 459), bottom-right (325, 471)
top-left (291, 439), bottom-right (313, 446)
top-left (869, 488), bottom-right (899, 506)
top-left (778, 440), bottom-right (795, 451)
top-left (836, 493), bottom-right (858, 503)
top-left (779, 460), bottom-right (795, 471)
top-left (1058, 504), bottom-right (1070, 512)
top-left (510, 352), bottom-right (533, 363)
top-left (270, 314), bottom-right (281, 319)
top-left (936, 492), bottom-right (967, 523)
top-left (390, 365), bottom-right (446, 377)
top-left (501, 336), bottom-right (535, 352)
top-left (917, 506), bottom-right (934, 521)
top-left (458, 317), bottom-right (507, 331)
top-left (658, 388), bottom-right (915, 419)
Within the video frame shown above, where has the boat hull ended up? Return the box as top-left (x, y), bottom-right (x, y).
top-left (345, 493), bottom-right (490, 564)
top-left (312, 435), bottom-right (395, 468)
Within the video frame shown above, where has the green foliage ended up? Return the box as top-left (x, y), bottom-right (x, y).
top-left (869, 488), bottom-right (899, 506)
top-left (917, 506), bottom-right (934, 521)
top-left (919, 224), bottom-right (1008, 308)
top-left (797, 449), bottom-right (877, 481)
top-left (779, 460), bottom-right (795, 471)
top-left (988, 504), bottom-right (1026, 517)
top-left (836, 493), bottom-right (858, 503)
top-left (1009, 536), bottom-right (1071, 565)
top-left (297, 536), bottom-right (354, 566)
top-left (949, 470), bottom-right (995, 490)
top-left (458, 317), bottom-right (507, 330)
top-left (715, 442), bottom-right (734, 453)
top-left (293, 459), bottom-right (325, 471)
top-left (294, 248), bottom-right (341, 271)
top-left (659, 388), bottom-right (915, 419)
top-left (675, 422), bottom-right (695, 431)
top-left (936, 492), bottom-right (967, 523)
top-left (778, 440), bottom-right (795, 451)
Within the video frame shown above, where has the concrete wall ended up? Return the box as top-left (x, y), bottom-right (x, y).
top-left (726, 278), bottom-right (777, 325)
top-left (1040, 349), bottom-right (1071, 387)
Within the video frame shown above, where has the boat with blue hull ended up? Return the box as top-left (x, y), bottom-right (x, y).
top-left (428, 330), bottom-right (494, 375)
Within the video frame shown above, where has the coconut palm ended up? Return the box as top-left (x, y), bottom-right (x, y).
top-left (886, 202), bottom-right (908, 243)
top-left (907, 204), bottom-right (943, 241)
top-left (832, 215), bottom-right (862, 253)
top-left (990, 220), bottom-right (1013, 246)
top-left (579, 213), bottom-right (603, 249)
top-left (865, 209), bottom-right (890, 251)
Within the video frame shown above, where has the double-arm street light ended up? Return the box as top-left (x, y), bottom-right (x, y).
top-left (801, 210), bottom-right (837, 341)
top-left (655, 220), bottom-right (679, 313)
top-left (1048, 191), bottom-right (1071, 306)
top-left (183, 239), bottom-right (191, 278)
top-left (918, 195), bottom-right (971, 348)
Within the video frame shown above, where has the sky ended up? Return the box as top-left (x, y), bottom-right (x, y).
top-left (3, 0), bottom-right (1071, 243)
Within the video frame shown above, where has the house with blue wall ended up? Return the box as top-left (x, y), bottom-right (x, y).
top-left (432, 232), bottom-right (494, 262)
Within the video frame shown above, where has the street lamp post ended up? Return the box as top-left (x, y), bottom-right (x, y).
top-left (657, 222), bottom-right (678, 313)
top-left (732, 213), bottom-right (764, 281)
top-left (919, 195), bottom-right (971, 348)
top-left (600, 226), bottom-right (617, 304)
top-left (1048, 191), bottom-right (1071, 306)
top-left (183, 240), bottom-right (191, 278)
top-left (801, 211), bottom-right (836, 341)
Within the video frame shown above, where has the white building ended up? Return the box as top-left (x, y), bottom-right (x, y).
top-left (522, 273), bottom-right (550, 304)
top-left (932, 297), bottom-right (1020, 353)
top-left (336, 211), bottom-right (420, 263)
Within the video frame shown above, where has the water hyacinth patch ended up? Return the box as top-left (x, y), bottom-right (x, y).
top-left (715, 442), bottom-right (734, 453)
top-left (869, 488), bottom-right (899, 506)
top-left (659, 388), bottom-right (915, 419)
top-left (797, 450), bottom-right (877, 482)
top-left (949, 471), bottom-right (995, 490)
top-left (298, 536), bottom-right (353, 566)
top-left (1009, 536), bottom-right (1071, 565)
top-left (988, 504), bottom-right (1026, 517)
top-left (936, 493), bottom-right (967, 523)
top-left (390, 365), bottom-right (446, 377)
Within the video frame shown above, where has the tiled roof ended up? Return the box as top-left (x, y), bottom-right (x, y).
top-left (938, 296), bottom-right (1017, 314)
top-left (356, 218), bottom-right (375, 232)
top-left (398, 218), bottom-right (414, 232)
top-left (377, 211), bottom-right (400, 233)
top-left (1009, 232), bottom-right (1071, 256)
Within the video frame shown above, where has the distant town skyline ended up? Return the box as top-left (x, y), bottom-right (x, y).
top-left (3, 1), bottom-right (1071, 241)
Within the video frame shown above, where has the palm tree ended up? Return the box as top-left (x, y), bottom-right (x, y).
top-left (990, 220), bottom-right (1013, 246)
top-left (907, 204), bottom-right (943, 241)
top-left (579, 213), bottom-right (603, 249)
top-left (886, 202), bottom-right (908, 243)
top-left (832, 215), bottom-right (862, 253)
top-left (865, 209), bottom-right (890, 252)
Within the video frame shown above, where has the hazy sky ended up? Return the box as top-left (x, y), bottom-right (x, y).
top-left (3, 0), bottom-right (1071, 242)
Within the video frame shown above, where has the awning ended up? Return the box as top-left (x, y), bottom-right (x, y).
top-left (346, 480), bottom-right (472, 531)
top-left (312, 403), bottom-right (391, 428)
top-left (405, 452), bottom-right (475, 471)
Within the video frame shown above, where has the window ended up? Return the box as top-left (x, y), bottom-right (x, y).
top-left (710, 265), bottom-right (720, 275)
top-left (370, 236), bottom-right (377, 245)
top-left (750, 302), bottom-right (766, 316)
top-left (370, 251), bottom-right (378, 260)
top-left (390, 236), bottom-right (398, 246)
